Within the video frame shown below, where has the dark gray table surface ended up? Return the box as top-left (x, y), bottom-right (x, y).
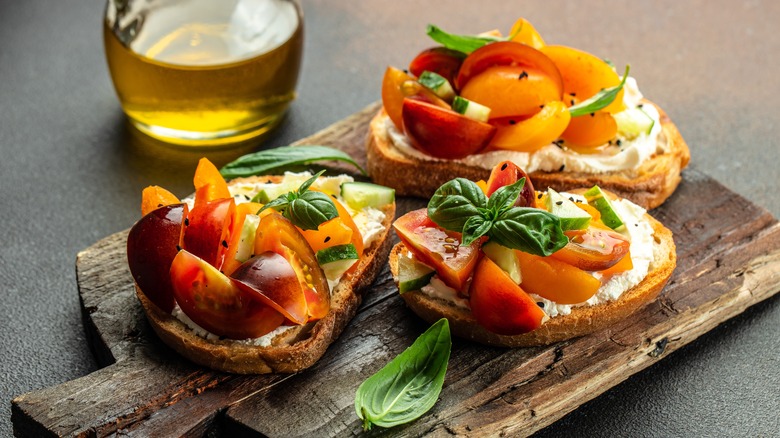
top-left (1, 1), bottom-right (778, 436)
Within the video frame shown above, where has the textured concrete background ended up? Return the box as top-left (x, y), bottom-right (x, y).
top-left (0, 0), bottom-right (778, 436)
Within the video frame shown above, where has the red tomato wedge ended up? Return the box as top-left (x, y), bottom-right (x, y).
top-left (402, 97), bottom-right (496, 159)
top-left (182, 198), bottom-right (236, 269)
top-left (550, 227), bottom-right (630, 271)
top-left (469, 256), bottom-right (546, 335)
top-left (127, 203), bottom-right (188, 313)
top-left (231, 252), bottom-right (309, 325)
top-left (393, 209), bottom-right (481, 291)
top-left (409, 46), bottom-right (465, 88)
top-left (170, 250), bottom-right (286, 339)
top-left (455, 41), bottom-right (562, 95)
top-left (485, 160), bottom-right (536, 208)
top-left (382, 66), bottom-right (449, 131)
top-left (254, 212), bottom-right (330, 321)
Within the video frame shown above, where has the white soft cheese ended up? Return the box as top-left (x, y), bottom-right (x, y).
top-left (386, 77), bottom-right (667, 174)
top-left (176, 172), bottom-right (388, 342)
top-left (414, 193), bottom-right (655, 319)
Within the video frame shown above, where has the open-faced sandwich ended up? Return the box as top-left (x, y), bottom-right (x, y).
top-left (127, 158), bottom-right (396, 373)
top-left (368, 18), bottom-right (690, 209)
top-left (390, 160), bottom-right (675, 346)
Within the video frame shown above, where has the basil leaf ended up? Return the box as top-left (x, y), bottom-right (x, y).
top-left (490, 207), bottom-right (567, 256)
top-left (486, 178), bottom-right (526, 213)
top-left (461, 215), bottom-right (491, 246)
top-left (426, 24), bottom-right (501, 54)
top-left (298, 169), bottom-right (325, 193)
top-left (257, 196), bottom-right (290, 215)
top-left (427, 178), bottom-right (488, 231)
top-left (355, 318), bottom-right (451, 431)
top-left (287, 191), bottom-right (338, 231)
top-left (568, 65), bottom-right (631, 117)
top-left (220, 145), bottom-right (366, 179)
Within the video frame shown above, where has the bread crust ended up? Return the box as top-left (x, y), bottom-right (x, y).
top-left (367, 102), bottom-right (690, 210)
top-left (135, 175), bottom-right (396, 374)
top-left (390, 214), bottom-right (676, 347)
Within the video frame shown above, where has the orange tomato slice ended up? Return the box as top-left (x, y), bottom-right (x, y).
top-left (516, 250), bottom-right (601, 304)
top-left (508, 18), bottom-right (545, 49)
top-left (141, 185), bottom-right (180, 216)
top-left (561, 111), bottom-right (618, 148)
top-left (488, 101), bottom-right (571, 152)
top-left (460, 65), bottom-right (562, 118)
top-left (193, 158), bottom-right (231, 206)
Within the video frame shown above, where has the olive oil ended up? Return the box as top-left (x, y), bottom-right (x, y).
top-left (104, 0), bottom-right (303, 146)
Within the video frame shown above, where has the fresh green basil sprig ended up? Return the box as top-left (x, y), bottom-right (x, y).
top-left (426, 24), bottom-right (503, 54)
top-left (355, 318), bottom-right (451, 431)
top-left (219, 145), bottom-right (366, 179)
top-left (257, 170), bottom-right (338, 230)
top-left (427, 178), bottom-right (567, 255)
top-left (568, 65), bottom-right (631, 117)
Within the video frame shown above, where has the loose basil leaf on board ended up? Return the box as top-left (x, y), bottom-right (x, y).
top-left (490, 207), bottom-right (567, 256)
top-left (355, 319), bottom-right (451, 431)
top-left (219, 145), bottom-right (366, 179)
top-left (426, 24), bottom-right (502, 54)
top-left (289, 191), bottom-right (338, 231)
top-left (427, 178), bottom-right (488, 231)
top-left (568, 65), bottom-right (631, 117)
top-left (486, 178), bottom-right (526, 213)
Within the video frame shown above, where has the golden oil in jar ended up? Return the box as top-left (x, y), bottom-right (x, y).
top-left (103, 0), bottom-right (303, 146)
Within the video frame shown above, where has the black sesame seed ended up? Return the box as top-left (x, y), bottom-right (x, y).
top-left (501, 163), bottom-right (508, 171)
top-left (509, 119), bottom-right (517, 125)
top-left (403, 69), bottom-right (409, 74)
top-left (266, 179), bottom-right (272, 184)
top-left (176, 245), bottom-right (182, 252)
top-left (635, 223), bottom-right (639, 227)
top-left (569, 92), bottom-right (577, 97)
top-left (637, 103), bottom-right (644, 108)
top-left (518, 71), bottom-right (528, 80)
top-left (184, 218), bottom-right (189, 226)
top-left (331, 194), bottom-right (338, 199)
top-left (559, 164), bottom-right (566, 172)
top-left (556, 201), bottom-right (563, 206)
top-left (537, 302), bottom-right (545, 308)
top-left (616, 139), bottom-right (622, 146)
top-left (157, 203), bottom-right (163, 208)
top-left (324, 236), bottom-right (331, 243)
top-left (221, 240), bottom-right (228, 248)
top-left (569, 197), bottom-right (575, 202)
top-left (537, 193), bottom-right (543, 199)
top-left (243, 194), bottom-right (250, 200)
top-left (539, 104), bottom-right (545, 109)
top-left (570, 99), bottom-right (575, 106)
top-left (590, 112), bottom-right (595, 117)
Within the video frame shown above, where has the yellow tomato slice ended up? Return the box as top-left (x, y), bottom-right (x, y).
top-left (141, 185), bottom-right (180, 216)
top-left (561, 111), bottom-right (618, 148)
top-left (516, 250), bottom-right (601, 304)
top-left (488, 100), bottom-right (571, 152)
top-left (460, 65), bottom-right (563, 118)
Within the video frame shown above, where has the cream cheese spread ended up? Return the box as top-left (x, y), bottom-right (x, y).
top-left (177, 172), bottom-right (388, 342)
top-left (414, 193), bottom-right (655, 320)
top-left (385, 77), bottom-right (667, 174)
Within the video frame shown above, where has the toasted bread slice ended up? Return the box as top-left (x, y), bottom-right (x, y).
top-left (135, 175), bottom-right (395, 374)
top-left (367, 101), bottom-right (690, 210)
top-left (389, 213), bottom-right (675, 347)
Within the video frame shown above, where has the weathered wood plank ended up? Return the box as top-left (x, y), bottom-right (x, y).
top-left (10, 103), bottom-right (780, 437)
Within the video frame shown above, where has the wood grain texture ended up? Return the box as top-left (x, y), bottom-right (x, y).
top-left (11, 103), bottom-right (780, 437)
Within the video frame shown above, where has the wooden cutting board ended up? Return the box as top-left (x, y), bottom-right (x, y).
top-left (12, 102), bottom-right (780, 437)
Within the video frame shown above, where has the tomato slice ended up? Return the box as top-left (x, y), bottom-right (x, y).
top-left (508, 18), bottom-right (545, 49)
top-left (561, 110), bottom-right (618, 149)
top-left (485, 160), bottom-right (536, 208)
top-left (409, 46), bottom-right (465, 87)
top-left (402, 97), bottom-right (496, 159)
top-left (460, 65), bottom-right (562, 118)
top-left (170, 250), bottom-right (286, 339)
top-left (127, 203), bottom-right (188, 313)
top-left (550, 227), bottom-right (630, 271)
top-left (516, 250), bottom-right (601, 304)
top-left (469, 256), bottom-right (546, 335)
top-left (487, 101), bottom-right (570, 153)
top-left (455, 41), bottom-right (562, 95)
top-left (393, 209), bottom-right (481, 291)
top-left (231, 252), bottom-right (309, 325)
top-left (381, 66), bottom-right (449, 131)
top-left (193, 158), bottom-right (231, 207)
top-left (141, 186), bottom-right (180, 216)
top-left (182, 198), bottom-right (236, 269)
top-left (254, 212), bottom-right (330, 321)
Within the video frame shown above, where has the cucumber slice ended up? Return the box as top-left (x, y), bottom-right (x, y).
top-left (340, 182), bottom-right (395, 209)
top-left (481, 241), bottom-right (522, 284)
top-left (452, 96), bottom-right (491, 122)
top-left (398, 255), bottom-right (435, 293)
top-left (614, 106), bottom-right (655, 140)
top-left (584, 185), bottom-right (625, 230)
top-left (251, 189), bottom-right (272, 204)
top-left (234, 214), bottom-right (260, 263)
top-left (418, 71), bottom-right (455, 101)
top-left (545, 188), bottom-right (591, 231)
top-left (316, 244), bottom-right (359, 280)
